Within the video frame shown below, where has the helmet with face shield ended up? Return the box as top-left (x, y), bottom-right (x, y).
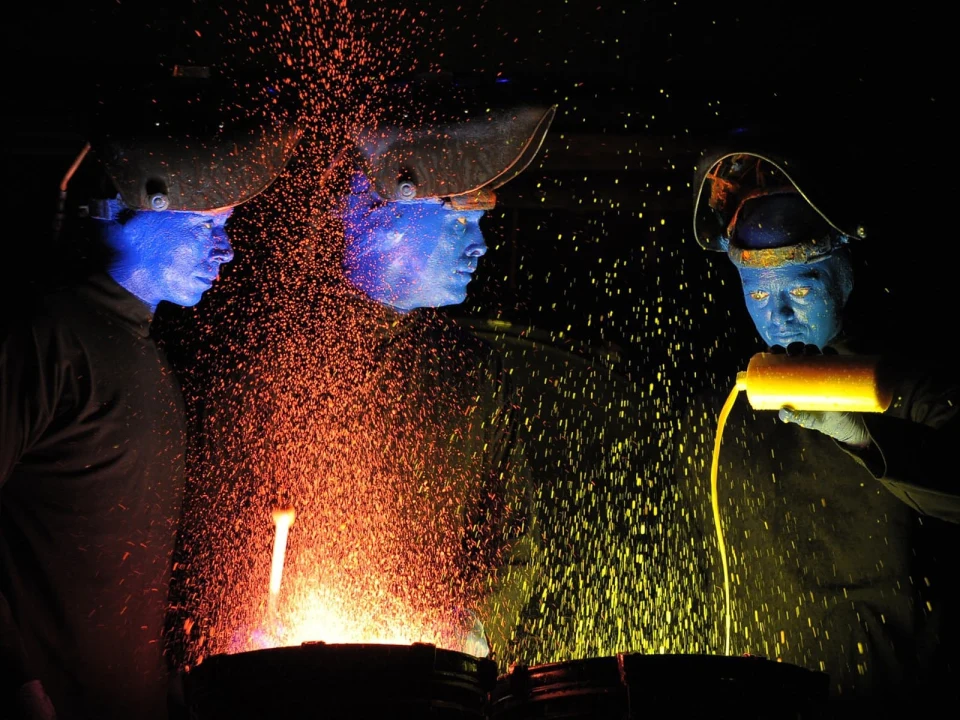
top-left (348, 104), bottom-right (556, 211)
top-left (691, 123), bottom-right (872, 349)
top-left (692, 130), bottom-right (867, 270)
top-left (75, 66), bottom-right (302, 222)
top-left (324, 76), bottom-right (556, 312)
top-left (319, 74), bottom-right (555, 212)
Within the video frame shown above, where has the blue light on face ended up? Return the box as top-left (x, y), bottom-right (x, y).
top-left (737, 255), bottom-right (849, 349)
top-left (107, 208), bottom-right (235, 311)
top-left (342, 197), bottom-right (487, 312)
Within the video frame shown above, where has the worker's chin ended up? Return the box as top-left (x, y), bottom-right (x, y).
top-left (165, 289), bottom-right (207, 308)
top-left (170, 293), bottom-right (203, 307)
top-left (392, 288), bottom-right (467, 311)
top-left (436, 287), bottom-right (468, 307)
top-left (761, 327), bottom-right (812, 350)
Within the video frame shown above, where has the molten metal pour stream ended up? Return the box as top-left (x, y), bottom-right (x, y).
top-left (269, 507), bottom-right (297, 618)
top-left (712, 354), bottom-right (890, 657)
top-left (711, 373), bottom-right (746, 657)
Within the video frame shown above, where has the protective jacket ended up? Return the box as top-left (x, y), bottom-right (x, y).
top-left (1, 273), bottom-right (186, 719)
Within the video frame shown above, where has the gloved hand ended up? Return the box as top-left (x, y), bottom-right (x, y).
top-left (778, 407), bottom-right (871, 449)
top-left (770, 342), bottom-right (871, 449)
top-left (16, 679), bottom-right (57, 720)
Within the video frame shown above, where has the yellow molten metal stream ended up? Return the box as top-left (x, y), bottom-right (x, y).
top-left (711, 374), bottom-right (746, 657)
top-left (269, 507), bottom-right (297, 615)
top-left (711, 353), bottom-right (890, 656)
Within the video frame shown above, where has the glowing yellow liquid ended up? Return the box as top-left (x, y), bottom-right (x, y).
top-left (711, 378), bottom-right (745, 656)
top-left (269, 507), bottom-right (297, 616)
top-left (743, 353), bottom-right (890, 413)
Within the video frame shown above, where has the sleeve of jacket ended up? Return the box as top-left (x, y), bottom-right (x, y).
top-left (839, 361), bottom-right (960, 523)
top-left (0, 315), bottom-right (61, 696)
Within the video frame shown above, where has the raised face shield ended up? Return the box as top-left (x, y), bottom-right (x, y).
top-left (84, 69), bottom-right (303, 219)
top-left (89, 122), bottom-right (302, 218)
top-left (351, 105), bottom-right (557, 211)
top-left (70, 70), bottom-right (303, 310)
top-left (693, 152), bottom-right (853, 269)
top-left (693, 152), bottom-right (856, 348)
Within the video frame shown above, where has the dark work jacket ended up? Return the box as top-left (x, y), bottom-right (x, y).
top-left (845, 359), bottom-right (960, 523)
top-left (675, 355), bottom-right (959, 705)
top-left (0, 274), bottom-right (185, 720)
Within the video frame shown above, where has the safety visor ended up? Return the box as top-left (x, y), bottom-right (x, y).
top-left (345, 105), bottom-right (557, 210)
top-left (693, 152), bottom-right (853, 255)
top-left (92, 120), bottom-right (302, 215)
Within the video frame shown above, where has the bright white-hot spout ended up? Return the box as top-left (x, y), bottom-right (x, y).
top-left (268, 507), bottom-right (297, 614)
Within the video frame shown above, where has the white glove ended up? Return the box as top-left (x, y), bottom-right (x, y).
top-left (779, 408), bottom-right (870, 449)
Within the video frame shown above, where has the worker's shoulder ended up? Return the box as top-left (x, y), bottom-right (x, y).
top-left (0, 281), bottom-right (96, 346)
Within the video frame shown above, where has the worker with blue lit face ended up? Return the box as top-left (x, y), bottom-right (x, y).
top-left (332, 105), bottom-right (555, 661)
top-left (724, 193), bottom-right (853, 351)
top-left (694, 149), bottom-right (958, 516)
top-left (339, 106), bottom-right (555, 313)
top-left (0, 86), bottom-right (300, 720)
top-left (342, 172), bottom-right (488, 313)
top-left (679, 145), bottom-right (960, 707)
top-left (93, 201), bottom-right (236, 311)
top-left (178, 100), bottom-right (556, 676)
